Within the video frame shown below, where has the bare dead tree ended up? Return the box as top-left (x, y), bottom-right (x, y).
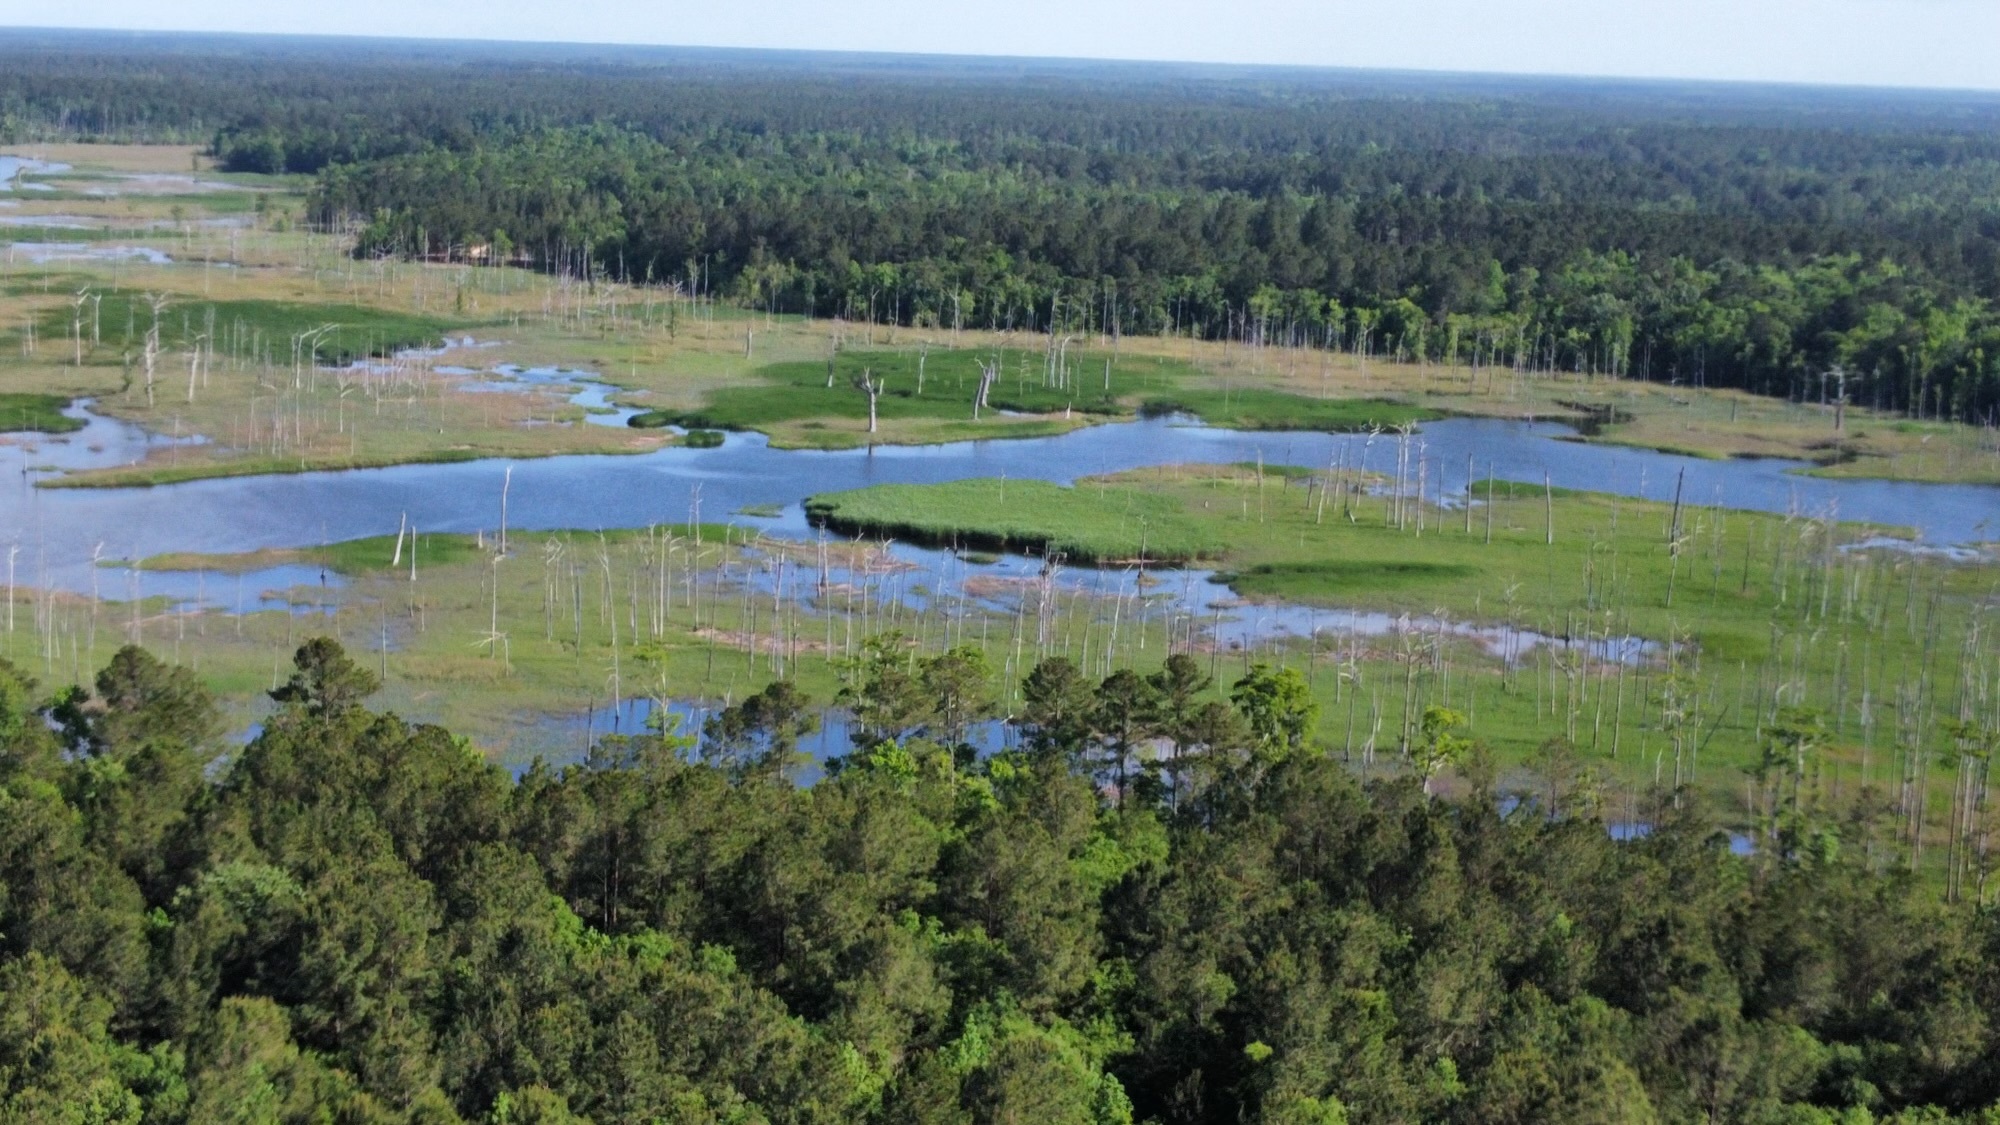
top-left (974, 359), bottom-right (999, 419)
top-left (71, 288), bottom-right (89, 367)
top-left (852, 368), bottom-right (884, 434)
top-left (142, 293), bottom-right (168, 407)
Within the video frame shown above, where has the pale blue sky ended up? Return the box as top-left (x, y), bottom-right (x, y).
top-left (3, 0), bottom-right (1997, 92)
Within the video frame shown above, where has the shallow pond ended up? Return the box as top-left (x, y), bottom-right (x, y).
top-left (727, 536), bottom-right (1662, 664)
top-left (475, 364), bottom-right (646, 426)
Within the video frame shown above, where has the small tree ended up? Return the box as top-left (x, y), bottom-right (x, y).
top-left (1150, 653), bottom-right (1214, 805)
top-left (1231, 663), bottom-right (1318, 761)
top-left (923, 645), bottom-right (994, 751)
top-left (1759, 706), bottom-right (1827, 837)
top-left (1413, 705), bottom-right (1472, 797)
top-left (702, 679), bottom-right (819, 778)
top-left (268, 637), bottom-right (380, 717)
top-left (1529, 735), bottom-right (1601, 819)
top-left (1095, 668), bottom-right (1159, 806)
top-left (1021, 656), bottom-right (1096, 766)
top-left (837, 632), bottom-right (930, 748)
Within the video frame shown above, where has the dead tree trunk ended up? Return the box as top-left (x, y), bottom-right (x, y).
top-left (142, 294), bottom-right (167, 408)
top-left (853, 369), bottom-right (883, 434)
top-left (974, 359), bottom-right (999, 420)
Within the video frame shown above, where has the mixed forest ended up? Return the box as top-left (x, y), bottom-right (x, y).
top-left (4, 638), bottom-right (2000, 1124)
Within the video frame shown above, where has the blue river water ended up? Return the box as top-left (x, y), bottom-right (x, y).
top-left (4, 402), bottom-right (1994, 598)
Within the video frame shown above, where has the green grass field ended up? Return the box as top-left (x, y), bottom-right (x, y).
top-left (37, 292), bottom-right (461, 367)
top-left (0, 392), bottom-right (83, 433)
top-left (652, 346), bottom-right (1438, 449)
top-left (807, 478), bottom-right (1231, 563)
top-left (1140, 387), bottom-right (1438, 431)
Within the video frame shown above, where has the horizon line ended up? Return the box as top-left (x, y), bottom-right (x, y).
top-left (5, 23), bottom-right (2000, 100)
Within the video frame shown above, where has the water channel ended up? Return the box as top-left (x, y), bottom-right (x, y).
top-left (3, 356), bottom-right (1996, 762)
top-left (5, 368), bottom-right (1993, 585)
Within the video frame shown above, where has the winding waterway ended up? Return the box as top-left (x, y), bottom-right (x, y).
top-left (2, 365), bottom-right (1996, 661)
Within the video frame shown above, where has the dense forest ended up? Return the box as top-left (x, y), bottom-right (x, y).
top-left (3, 636), bottom-right (1998, 1123)
top-left (4, 32), bottom-right (2000, 417)
top-left (316, 128), bottom-right (2000, 419)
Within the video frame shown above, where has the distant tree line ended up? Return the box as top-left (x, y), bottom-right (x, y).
top-left (6, 31), bottom-right (2000, 416)
top-left (313, 127), bottom-right (2000, 419)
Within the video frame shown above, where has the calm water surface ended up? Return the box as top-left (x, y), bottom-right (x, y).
top-left (5, 406), bottom-right (1994, 600)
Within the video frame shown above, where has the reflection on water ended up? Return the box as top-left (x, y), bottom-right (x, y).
top-left (1, 398), bottom-right (205, 477)
top-left (1608, 819), bottom-right (1756, 856)
top-left (1839, 535), bottom-right (1993, 562)
top-left (0, 214), bottom-right (97, 229)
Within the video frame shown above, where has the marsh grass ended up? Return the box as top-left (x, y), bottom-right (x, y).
top-left (654, 346), bottom-right (1441, 449)
top-left (1222, 560), bottom-right (1481, 598)
top-left (801, 460), bottom-right (1998, 818)
top-left (651, 347), bottom-right (1135, 448)
top-left (43, 291), bottom-right (458, 366)
top-left (1141, 388), bottom-right (1437, 431)
top-left (807, 478), bottom-right (1229, 563)
top-left (19, 462), bottom-right (1990, 851)
top-left (0, 392), bottom-right (83, 433)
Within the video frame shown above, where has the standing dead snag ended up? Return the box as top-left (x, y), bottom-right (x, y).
top-left (499, 465), bottom-right (514, 555)
top-left (1544, 471), bottom-right (1555, 546)
top-left (1666, 467), bottom-right (1688, 606)
top-left (142, 293), bottom-right (168, 407)
top-left (973, 359), bottom-right (999, 420)
top-left (852, 368), bottom-right (884, 434)
top-left (71, 288), bottom-right (89, 367)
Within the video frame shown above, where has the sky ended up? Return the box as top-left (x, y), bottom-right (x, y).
top-left (3, 0), bottom-right (1999, 92)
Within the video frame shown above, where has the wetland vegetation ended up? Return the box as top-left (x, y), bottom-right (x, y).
top-left (2, 31), bottom-right (2000, 1125)
top-left (0, 390), bottom-right (82, 432)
